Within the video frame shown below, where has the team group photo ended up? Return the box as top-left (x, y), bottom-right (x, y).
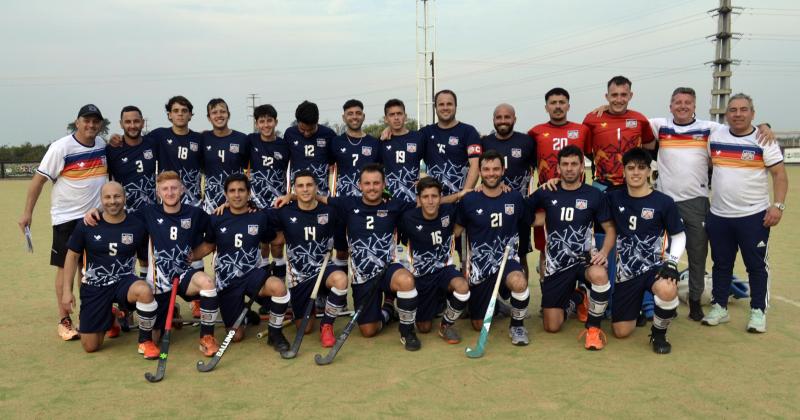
top-left (3, 0), bottom-right (798, 418)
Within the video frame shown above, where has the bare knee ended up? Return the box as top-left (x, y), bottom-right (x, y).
top-left (506, 272), bottom-right (528, 292)
top-left (416, 321), bottom-right (432, 333)
top-left (391, 270), bottom-right (415, 292)
top-left (586, 266), bottom-right (609, 285)
top-left (471, 320), bottom-right (482, 331)
top-left (359, 323), bottom-right (380, 338)
top-left (450, 277), bottom-right (469, 295)
top-left (193, 272), bottom-right (215, 290)
top-left (327, 271), bottom-right (348, 290)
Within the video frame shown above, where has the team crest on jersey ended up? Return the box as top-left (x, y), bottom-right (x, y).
top-left (248, 225), bottom-right (259, 235)
top-left (567, 130), bottom-right (579, 139)
top-left (575, 199), bottom-right (588, 210)
top-left (121, 233), bottom-right (133, 245)
top-left (229, 144), bottom-right (240, 153)
top-left (741, 150), bottom-right (755, 161)
top-left (143, 150), bottom-right (153, 159)
top-left (441, 215), bottom-right (450, 227)
top-left (505, 204), bottom-right (515, 215)
top-left (274, 152), bottom-right (283, 160)
top-left (406, 143), bottom-right (417, 153)
top-left (625, 119), bottom-right (638, 128)
top-left (189, 142), bottom-right (198, 152)
top-left (692, 134), bottom-right (705, 140)
top-left (316, 139), bottom-right (326, 147)
top-left (511, 148), bottom-right (522, 158)
top-left (180, 218), bottom-right (191, 229)
top-left (317, 213), bottom-right (329, 225)
top-left (377, 210), bottom-right (388, 218)
top-left (362, 146), bottom-right (372, 156)
top-left (641, 208), bottom-right (654, 220)
top-left (448, 136), bottom-right (459, 146)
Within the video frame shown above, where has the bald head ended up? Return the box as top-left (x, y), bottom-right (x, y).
top-left (102, 181), bottom-right (125, 196)
top-left (101, 181), bottom-right (127, 217)
top-left (492, 103), bottom-right (517, 138)
top-left (493, 103), bottom-right (516, 117)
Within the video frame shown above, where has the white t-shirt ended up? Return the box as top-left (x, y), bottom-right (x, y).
top-left (650, 118), bottom-right (721, 202)
top-left (36, 134), bottom-right (107, 225)
top-left (708, 126), bottom-right (783, 218)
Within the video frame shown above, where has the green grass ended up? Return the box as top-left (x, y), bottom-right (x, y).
top-left (1, 168), bottom-right (799, 418)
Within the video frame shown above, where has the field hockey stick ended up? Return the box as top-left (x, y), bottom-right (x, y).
top-left (281, 253), bottom-right (331, 359)
top-left (145, 277), bottom-right (180, 382)
top-left (314, 265), bottom-right (387, 366)
top-left (196, 297), bottom-right (256, 372)
top-left (465, 244), bottom-right (512, 359)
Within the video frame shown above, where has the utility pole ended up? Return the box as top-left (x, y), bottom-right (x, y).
top-left (247, 93), bottom-right (260, 132)
top-left (707, 0), bottom-right (741, 123)
top-left (416, 0), bottom-right (436, 128)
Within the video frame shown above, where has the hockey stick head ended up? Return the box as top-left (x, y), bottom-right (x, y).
top-left (144, 371), bottom-right (165, 382)
top-left (464, 345), bottom-right (485, 359)
top-left (280, 350), bottom-right (298, 359)
top-left (314, 352), bottom-right (334, 365)
top-left (196, 359), bottom-right (216, 372)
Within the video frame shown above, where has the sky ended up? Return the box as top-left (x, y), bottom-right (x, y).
top-left (1, 0), bottom-right (798, 146)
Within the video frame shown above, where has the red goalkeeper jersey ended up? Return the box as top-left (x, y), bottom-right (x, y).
top-left (527, 121), bottom-right (591, 186)
top-left (582, 109), bottom-right (654, 186)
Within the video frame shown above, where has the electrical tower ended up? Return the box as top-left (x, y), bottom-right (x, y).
top-left (247, 93), bottom-right (260, 132)
top-left (416, 0), bottom-right (436, 128)
top-left (708, 0), bottom-right (741, 123)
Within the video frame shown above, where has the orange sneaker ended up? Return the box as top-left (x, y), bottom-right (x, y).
top-left (191, 300), bottom-right (201, 318)
top-left (199, 334), bottom-right (220, 357)
top-left (577, 288), bottom-right (588, 323)
top-left (579, 327), bottom-right (606, 351)
top-left (58, 317), bottom-right (80, 341)
top-left (320, 324), bottom-right (336, 348)
top-left (138, 340), bottom-right (160, 359)
top-left (106, 319), bottom-right (121, 338)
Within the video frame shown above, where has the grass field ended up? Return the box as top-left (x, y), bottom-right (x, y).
top-left (2, 170), bottom-right (799, 419)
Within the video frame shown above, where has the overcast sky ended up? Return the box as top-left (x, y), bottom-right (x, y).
top-left (1, 0), bottom-right (798, 146)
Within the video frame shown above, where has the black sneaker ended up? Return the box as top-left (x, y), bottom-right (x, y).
top-left (400, 331), bottom-right (422, 351)
top-left (636, 312), bottom-right (648, 327)
top-left (688, 299), bottom-right (704, 322)
top-left (649, 332), bottom-right (672, 354)
top-left (267, 331), bottom-right (290, 353)
top-left (245, 310), bottom-right (261, 326)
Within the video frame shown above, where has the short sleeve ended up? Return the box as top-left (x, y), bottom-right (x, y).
top-left (455, 199), bottom-right (467, 227)
top-left (640, 117), bottom-right (655, 144)
top-left (594, 193), bottom-right (612, 224)
top-left (466, 125), bottom-right (482, 158)
top-left (66, 222), bottom-right (86, 254)
top-left (200, 213), bottom-right (215, 245)
top-left (761, 135), bottom-right (784, 167)
top-left (37, 141), bottom-right (66, 181)
top-left (267, 208), bottom-right (283, 232)
top-left (260, 210), bottom-right (276, 243)
top-left (662, 196), bottom-right (685, 235)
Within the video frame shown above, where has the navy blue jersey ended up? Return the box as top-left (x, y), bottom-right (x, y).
top-left (380, 131), bottom-right (425, 203)
top-left (205, 209), bottom-right (275, 291)
top-left (607, 189), bottom-right (684, 282)
top-left (399, 205), bottom-right (456, 277)
top-left (248, 134), bottom-right (290, 209)
top-left (284, 124), bottom-right (337, 195)
top-left (106, 137), bottom-right (158, 211)
top-left (421, 122), bottom-right (482, 195)
top-left (269, 202), bottom-right (337, 287)
top-left (67, 216), bottom-right (148, 287)
top-left (201, 130), bottom-right (250, 213)
top-left (456, 191), bottom-right (529, 285)
top-left (146, 127), bottom-right (204, 207)
top-left (328, 196), bottom-right (415, 284)
top-left (134, 203), bottom-right (209, 294)
top-left (528, 184), bottom-right (611, 276)
top-left (481, 131), bottom-right (536, 195)
top-left (331, 134), bottom-right (381, 197)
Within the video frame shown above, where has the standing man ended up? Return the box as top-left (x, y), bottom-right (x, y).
top-left (192, 174), bottom-right (290, 351)
top-left (380, 99), bottom-right (425, 205)
top-left (106, 105), bottom-right (158, 276)
top-left (248, 104), bottom-right (289, 210)
top-left (528, 146), bottom-right (615, 350)
top-left (702, 94), bottom-right (788, 333)
top-left (482, 103), bottom-right (536, 270)
top-left (19, 104), bottom-right (108, 340)
top-left (455, 150), bottom-right (531, 346)
top-left (399, 177), bottom-right (470, 343)
top-left (528, 88), bottom-right (592, 282)
top-left (606, 148), bottom-right (685, 354)
top-left (331, 99), bottom-right (380, 198)
top-left (201, 98), bottom-right (250, 214)
top-left (284, 100), bottom-right (337, 196)
top-left (269, 170), bottom-right (348, 347)
top-left (61, 182), bottom-right (159, 358)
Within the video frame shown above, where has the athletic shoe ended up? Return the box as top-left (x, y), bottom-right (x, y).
top-left (509, 326), bottom-right (530, 346)
top-left (58, 317), bottom-right (80, 341)
top-left (106, 319), bottom-right (121, 338)
top-left (701, 303), bottom-right (730, 326)
top-left (400, 331), bottom-right (422, 351)
top-left (649, 333), bottom-right (671, 354)
top-left (636, 312), bottom-right (648, 327)
top-left (746, 308), bottom-right (767, 333)
top-left (577, 288), bottom-right (589, 323)
top-left (579, 327), bottom-right (606, 351)
top-left (191, 300), bottom-right (201, 318)
top-left (320, 324), bottom-right (336, 348)
top-left (245, 310), bottom-right (261, 326)
top-left (438, 323), bottom-right (461, 344)
top-left (199, 334), bottom-right (220, 357)
top-left (138, 340), bottom-right (160, 360)
top-left (688, 299), bottom-right (704, 322)
top-left (267, 331), bottom-right (290, 352)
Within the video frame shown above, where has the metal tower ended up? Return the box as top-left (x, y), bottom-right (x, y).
top-left (708, 0), bottom-right (741, 123)
top-left (416, 0), bottom-right (436, 128)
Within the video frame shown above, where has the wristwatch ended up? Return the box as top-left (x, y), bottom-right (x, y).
top-left (773, 202), bottom-right (785, 211)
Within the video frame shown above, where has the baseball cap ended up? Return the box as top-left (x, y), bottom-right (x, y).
top-left (77, 104), bottom-right (103, 119)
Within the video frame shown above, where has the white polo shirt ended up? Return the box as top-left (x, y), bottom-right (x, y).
top-left (707, 126), bottom-right (783, 218)
top-left (36, 134), bottom-right (107, 225)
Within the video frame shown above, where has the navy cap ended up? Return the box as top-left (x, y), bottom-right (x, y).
top-left (77, 104), bottom-right (103, 119)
